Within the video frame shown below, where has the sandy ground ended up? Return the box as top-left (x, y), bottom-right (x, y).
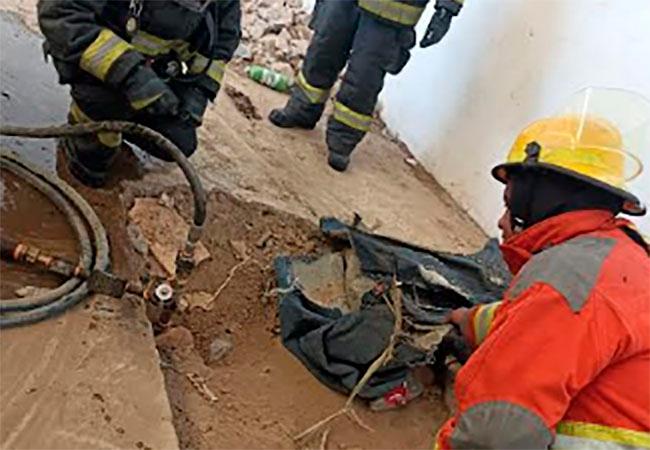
top-left (1, 2), bottom-right (486, 448)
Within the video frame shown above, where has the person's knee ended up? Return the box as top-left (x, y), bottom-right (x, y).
top-left (136, 118), bottom-right (198, 160)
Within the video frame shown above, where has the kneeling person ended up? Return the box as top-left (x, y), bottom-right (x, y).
top-left (38, 0), bottom-right (241, 187)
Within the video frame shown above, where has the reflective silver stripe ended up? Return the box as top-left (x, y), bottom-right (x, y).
top-left (473, 301), bottom-right (501, 345)
top-left (555, 421), bottom-right (650, 449)
top-left (450, 401), bottom-right (552, 449)
top-left (80, 29), bottom-right (132, 81)
top-left (131, 31), bottom-right (164, 55)
top-left (332, 101), bottom-right (372, 132)
top-left (507, 236), bottom-right (616, 312)
top-left (189, 55), bottom-right (225, 83)
top-left (358, 0), bottom-right (425, 26)
top-left (297, 71), bottom-right (329, 104)
top-left (553, 434), bottom-right (645, 449)
top-left (131, 31), bottom-right (193, 60)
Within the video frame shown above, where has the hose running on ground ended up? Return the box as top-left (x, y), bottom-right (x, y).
top-left (0, 121), bottom-right (207, 327)
top-left (0, 151), bottom-right (109, 327)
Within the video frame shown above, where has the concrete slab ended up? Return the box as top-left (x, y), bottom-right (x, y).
top-left (0, 11), bottom-right (178, 449)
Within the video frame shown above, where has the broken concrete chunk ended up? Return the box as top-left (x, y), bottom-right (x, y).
top-left (126, 222), bottom-right (149, 256)
top-left (229, 239), bottom-right (249, 260)
top-left (182, 291), bottom-right (214, 312)
top-left (128, 198), bottom-right (210, 276)
top-left (208, 337), bottom-right (233, 364)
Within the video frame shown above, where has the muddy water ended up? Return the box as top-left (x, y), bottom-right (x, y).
top-left (0, 169), bottom-right (78, 299)
top-left (0, 11), bottom-right (69, 172)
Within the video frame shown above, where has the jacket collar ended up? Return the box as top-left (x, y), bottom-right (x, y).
top-left (500, 209), bottom-right (628, 274)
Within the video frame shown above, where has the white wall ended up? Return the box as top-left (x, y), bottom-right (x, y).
top-left (380, 0), bottom-right (650, 235)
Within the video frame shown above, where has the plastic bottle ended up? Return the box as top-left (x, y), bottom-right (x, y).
top-left (246, 65), bottom-right (293, 93)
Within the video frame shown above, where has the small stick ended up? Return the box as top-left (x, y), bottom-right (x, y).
top-left (319, 428), bottom-right (330, 450)
top-left (209, 257), bottom-right (259, 305)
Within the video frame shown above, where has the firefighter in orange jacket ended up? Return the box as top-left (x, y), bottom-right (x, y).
top-left (436, 88), bottom-right (650, 449)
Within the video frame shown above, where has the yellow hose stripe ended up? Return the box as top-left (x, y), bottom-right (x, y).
top-left (297, 71), bottom-right (329, 104)
top-left (80, 29), bottom-right (133, 81)
top-left (332, 101), bottom-right (372, 132)
top-left (358, 0), bottom-right (425, 26)
top-left (557, 421), bottom-right (650, 448)
top-left (473, 301), bottom-right (502, 345)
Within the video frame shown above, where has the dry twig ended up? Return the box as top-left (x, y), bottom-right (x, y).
top-left (209, 257), bottom-right (263, 306)
top-left (293, 275), bottom-right (404, 442)
top-left (319, 429), bottom-right (330, 450)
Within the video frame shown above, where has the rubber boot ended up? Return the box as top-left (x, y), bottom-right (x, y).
top-left (268, 108), bottom-right (318, 130)
top-left (58, 135), bottom-right (118, 188)
top-left (327, 151), bottom-right (350, 172)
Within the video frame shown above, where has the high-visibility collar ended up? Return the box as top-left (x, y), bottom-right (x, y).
top-left (499, 210), bottom-right (630, 274)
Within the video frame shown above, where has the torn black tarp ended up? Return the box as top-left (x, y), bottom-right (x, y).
top-left (275, 218), bottom-right (510, 399)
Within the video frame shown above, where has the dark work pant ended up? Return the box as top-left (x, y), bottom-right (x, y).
top-left (284, 1), bottom-right (416, 157)
top-left (68, 83), bottom-right (198, 170)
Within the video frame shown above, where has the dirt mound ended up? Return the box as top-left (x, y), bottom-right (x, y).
top-left (143, 188), bottom-right (449, 449)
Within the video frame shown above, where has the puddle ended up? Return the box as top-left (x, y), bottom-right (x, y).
top-left (0, 11), bottom-right (69, 172)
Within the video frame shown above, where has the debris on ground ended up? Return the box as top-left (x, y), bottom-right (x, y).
top-left (229, 239), bottom-right (249, 260)
top-left (182, 291), bottom-right (215, 312)
top-left (128, 197), bottom-right (210, 276)
top-left (126, 222), bottom-right (149, 256)
top-left (224, 85), bottom-right (262, 120)
top-left (208, 337), bottom-right (234, 364)
top-left (239, 0), bottom-right (312, 73)
top-left (13, 285), bottom-right (51, 298)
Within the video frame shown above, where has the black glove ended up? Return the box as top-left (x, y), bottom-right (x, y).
top-left (123, 65), bottom-right (180, 116)
top-left (175, 84), bottom-right (210, 127)
top-left (420, 2), bottom-right (459, 48)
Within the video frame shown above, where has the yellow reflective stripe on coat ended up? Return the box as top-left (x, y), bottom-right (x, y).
top-left (297, 71), bottom-right (329, 104)
top-left (332, 101), bottom-right (372, 132)
top-left (130, 92), bottom-right (163, 111)
top-left (554, 421), bottom-right (650, 449)
top-left (69, 101), bottom-right (122, 148)
top-left (189, 55), bottom-right (226, 84)
top-left (131, 30), bottom-right (193, 60)
top-left (80, 29), bottom-right (133, 81)
top-left (358, 0), bottom-right (426, 26)
top-left (472, 301), bottom-right (502, 345)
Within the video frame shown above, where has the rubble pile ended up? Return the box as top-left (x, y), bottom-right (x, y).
top-left (240, 0), bottom-right (313, 76)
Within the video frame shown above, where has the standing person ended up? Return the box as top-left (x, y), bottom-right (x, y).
top-left (269, 0), bottom-right (463, 172)
top-left (436, 88), bottom-right (650, 449)
top-left (38, 0), bottom-right (241, 187)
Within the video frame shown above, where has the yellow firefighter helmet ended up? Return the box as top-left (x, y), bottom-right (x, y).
top-left (492, 88), bottom-right (649, 216)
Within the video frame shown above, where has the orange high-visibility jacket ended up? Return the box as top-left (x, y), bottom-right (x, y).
top-left (436, 210), bottom-right (650, 449)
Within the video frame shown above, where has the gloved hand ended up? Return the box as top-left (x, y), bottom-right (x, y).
top-left (123, 65), bottom-right (180, 116)
top-left (175, 84), bottom-right (210, 127)
top-left (445, 307), bottom-right (471, 341)
top-left (419, 3), bottom-right (457, 48)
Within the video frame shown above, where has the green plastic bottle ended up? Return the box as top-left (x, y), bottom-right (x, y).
top-left (246, 65), bottom-right (293, 92)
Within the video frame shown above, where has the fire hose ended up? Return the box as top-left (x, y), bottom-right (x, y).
top-left (0, 121), bottom-right (207, 328)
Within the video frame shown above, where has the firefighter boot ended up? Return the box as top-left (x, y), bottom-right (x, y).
top-left (58, 134), bottom-right (118, 188)
top-left (268, 107), bottom-right (318, 130)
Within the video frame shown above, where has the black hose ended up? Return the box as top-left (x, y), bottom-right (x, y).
top-left (0, 157), bottom-right (92, 312)
top-left (0, 122), bottom-right (207, 229)
top-left (0, 151), bottom-right (109, 327)
top-left (0, 121), bottom-right (206, 327)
